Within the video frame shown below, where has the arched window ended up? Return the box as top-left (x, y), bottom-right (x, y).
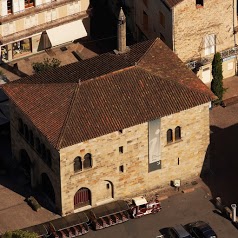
top-left (167, 129), bottom-right (173, 143)
top-left (24, 124), bottom-right (29, 141)
top-left (175, 126), bottom-right (181, 141)
top-left (83, 153), bottom-right (92, 169)
top-left (46, 150), bottom-right (52, 168)
top-left (18, 118), bottom-right (24, 134)
top-left (35, 137), bottom-right (41, 154)
top-left (74, 157), bottom-right (82, 172)
top-left (29, 130), bottom-right (34, 146)
top-left (41, 144), bottom-right (46, 160)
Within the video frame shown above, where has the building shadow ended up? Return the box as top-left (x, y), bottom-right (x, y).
top-left (201, 122), bottom-right (238, 208)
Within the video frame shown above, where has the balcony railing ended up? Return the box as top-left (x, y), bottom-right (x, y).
top-left (220, 46), bottom-right (238, 59)
top-left (186, 46), bottom-right (238, 69)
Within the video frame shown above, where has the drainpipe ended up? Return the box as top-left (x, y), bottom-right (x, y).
top-left (172, 8), bottom-right (175, 53)
top-left (233, 0), bottom-right (237, 74)
top-left (231, 204), bottom-right (237, 223)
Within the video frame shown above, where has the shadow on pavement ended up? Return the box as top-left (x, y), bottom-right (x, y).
top-left (201, 120), bottom-right (238, 208)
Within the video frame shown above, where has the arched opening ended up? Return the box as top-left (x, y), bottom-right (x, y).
top-left (74, 187), bottom-right (91, 209)
top-left (29, 130), bottom-right (34, 146)
top-left (24, 124), bottom-right (29, 141)
top-left (46, 150), bottom-right (52, 168)
top-left (19, 149), bottom-right (31, 178)
top-left (175, 126), bottom-right (181, 140)
top-left (83, 153), bottom-right (92, 169)
top-left (74, 156), bottom-right (82, 172)
top-left (41, 173), bottom-right (55, 204)
top-left (97, 180), bottom-right (114, 202)
top-left (167, 129), bottom-right (173, 143)
top-left (35, 137), bottom-right (41, 154)
top-left (18, 118), bottom-right (24, 134)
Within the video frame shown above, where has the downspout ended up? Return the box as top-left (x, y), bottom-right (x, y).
top-left (233, 0), bottom-right (237, 75)
top-left (172, 7), bottom-right (175, 53)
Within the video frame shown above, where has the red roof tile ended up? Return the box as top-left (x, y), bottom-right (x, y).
top-left (3, 38), bottom-right (215, 149)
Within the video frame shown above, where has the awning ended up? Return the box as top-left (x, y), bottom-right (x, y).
top-left (38, 31), bottom-right (52, 51)
top-left (89, 200), bottom-right (129, 219)
top-left (132, 196), bottom-right (147, 206)
top-left (46, 19), bottom-right (87, 47)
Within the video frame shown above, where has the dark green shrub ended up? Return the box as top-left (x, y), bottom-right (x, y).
top-left (211, 52), bottom-right (226, 101)
top-left (2, 230), bottom-right (38, 238)
top-left (32, 58), bottom-right (61, 73)
top-left (26, 196), bottom-right (41, 211)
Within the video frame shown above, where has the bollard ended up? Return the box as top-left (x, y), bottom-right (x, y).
top-left (231, 204), bottom-right (237, 222)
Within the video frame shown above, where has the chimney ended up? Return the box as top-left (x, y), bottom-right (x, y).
top-left (114, 7), bottom-right (129, 54)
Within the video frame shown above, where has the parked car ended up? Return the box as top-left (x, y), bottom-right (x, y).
top-left (167, 225), bottom-right (193, 238)
top-left (185, 221), bottom-right (217, 238)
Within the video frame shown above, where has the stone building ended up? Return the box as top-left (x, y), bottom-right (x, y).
top-left (0, 0), bottom-right (91, 62)
top-left (3, 11), bottom-right (215, 215)
top-left (108, 0), bottom-right (238, 86)
top-left (3, 37), bottom-right (215, 215)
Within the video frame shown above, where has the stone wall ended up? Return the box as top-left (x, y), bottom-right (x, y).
top-left (173, 0), bottom-right (235, 62)
top-left (60, 102), bottom-right (210, 215)
top-left (9, 101), bottom-right (62, 213)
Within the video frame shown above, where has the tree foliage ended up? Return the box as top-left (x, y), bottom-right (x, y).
top-left (211, 52), bottom-right (225, 101)
top-left (2, 230), bottom-right (38, 238)
top-left (32, 58), bottom-right (61, 73)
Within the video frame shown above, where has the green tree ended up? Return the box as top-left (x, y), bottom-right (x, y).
top-left (2, 230), bottom-right (38, 238)
top-left (211, 52), bottom-right (225, 101)
top-left (32, 58), bottom-right (61, 73)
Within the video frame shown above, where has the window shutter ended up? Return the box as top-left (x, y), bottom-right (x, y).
top-left (35, 0), bottom-right (43, 6)
top-left (68, 3), bottom-right (74, 15)
top-left (2, 24), bottom-right (9, 36)
top-left (51, 9), bottom-right (57, 20)
top-left (45, 10), bottom-right (51, 22)
top-left (209, 34), bottom-right (215, 54)
top-left (74, 1), bottom-right (80, 13)
top-left (19, 0), bottom-right (24, 11)
top-left (13, 0), bottom-right (20, 13)
top-left (1, 0), bottom-right (8, 16)
top-left (25, 16), bottom-right (30, 28)
top-left (9, 22), bottom-right (15, 34)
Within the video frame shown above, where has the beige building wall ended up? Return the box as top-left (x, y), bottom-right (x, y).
top-left (60, 103), bottom-right (210, 215)
top-left (173, 0), bottom-right (235, 61)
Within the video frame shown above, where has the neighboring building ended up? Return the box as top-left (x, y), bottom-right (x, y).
top-left (0, 0), bottom-right (91, 62)
top-left (109, 0), bottom-right (238, 86)
top-left (3, 10), bottom-right (215, 216)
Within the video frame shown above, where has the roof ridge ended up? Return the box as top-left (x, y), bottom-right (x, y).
top-left (82, 65), bottom-right (136, 84)
top-left (135, 38), bottom-right (158, 65)
top-left (56, 84), bottom-right (80, 149)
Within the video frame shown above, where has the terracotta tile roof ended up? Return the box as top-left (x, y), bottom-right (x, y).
top-left (14, 39), bottom-right (154, 84)
top-left (3, 38), bottom-right (215, 149)
top-left (163, 0), bottom-right (184, 8)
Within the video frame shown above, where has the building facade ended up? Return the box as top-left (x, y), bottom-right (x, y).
top-left (111, 0), bottom-right (238, 86)
top-left (4, 35), bottom-right (215, 216)
top-left (0, 0), bottom-right (91, 62)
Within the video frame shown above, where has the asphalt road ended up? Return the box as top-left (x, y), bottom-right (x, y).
top-left (85, 188), bottom-right (238, 238)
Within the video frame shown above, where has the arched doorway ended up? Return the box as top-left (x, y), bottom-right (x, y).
top-left (97, 180), bottom-right (114, 202)
top-left (19, 149), bottom-right (32, 181)
top-left (74, 187), bottom-right (91, 209)
top-left (41, 173), bottom-right (55, 204)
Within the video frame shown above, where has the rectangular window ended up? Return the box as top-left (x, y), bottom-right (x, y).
top-left (7, 0), bottom-right (12, 14)
top-left (119, 165), bottom-right (124, 172)
top-left (119, 146), bottom-right (123, 153)
top-left (196, 0), bottom-right (203, 7)
top-left (204, 34), bottom-right (216, 56)
top-left (25, 0), bottom-right (34, 8)
top-left (143, 11), bottom-right (148, 31)
top-left (159, 11), bottom-right (165, 28)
